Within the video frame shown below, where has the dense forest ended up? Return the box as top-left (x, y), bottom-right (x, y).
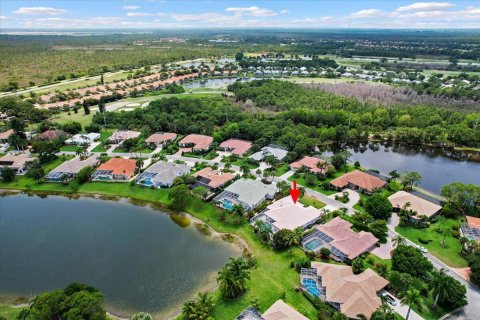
top-left (87, 80), bottom-right (480, 158)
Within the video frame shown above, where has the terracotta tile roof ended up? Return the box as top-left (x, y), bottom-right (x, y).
top-left (178, 134), bottom-right (213, 151)
top-left (263, 300), bottom-right (309, 320)
top-left (330, 170), bottom-right (386, 192)
top-left (466, 216), bottom-right (480, 229)
top-left (219, 139), bottom-right (253, 156)
top-left (36, 130), bottom-right (70, 141)
top-left (290, 156), bottom-right (328, 174)
top-left (96, 158), bottom-right (137, 177)
top-left (192, 167), bottom-right (234, 189)
top-left (388, 191), bottom-right (442, 218)
top-left (145, 132), bottom-right (177, 144)
top-left (316, 217), bottom-right (378, 260)
top-left (312, 262), bottom-right (389, 319)
top-left (0, 129), bottom-right (14, 140)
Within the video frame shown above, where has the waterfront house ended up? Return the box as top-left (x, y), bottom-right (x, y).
top-left (145, 132), bottom-right (177, 147)
top-left (301, 217), bottom-right (378, 262)
top-left (136, 161), bottom-right (190, 188)
top-left (178, 134), bottom-right (213, 153)
top-left (330, 170), bottom-right (387, 195)
top-left (45, 155), bottom-right (99, 182)
top-left (219, 139), bottom-right (253, 156)
top-left (65, 133), bottom-right (100, 146)
top-left (388, 191), bottom-right (442, 221)
top-left (107, 130), bottom-right (141, 145)
top-left (290, 156), bottom-right (329, 176)
top-left (214, 178), bottom-right (277, 211)
top-left (300, 263), bottom-right (388, 319)
top-left (192, 167), bottom-right (235, 191)
top-left (249, 145), bottom-right (288, 162)
top-left (0, 152), bottom-right (34, 174)
top-left (251, 196), bottom-right (323, 234)
top-left (460, 216), bottom-right (480, 243)
top-left (92, 158), bottom-right (137, 181)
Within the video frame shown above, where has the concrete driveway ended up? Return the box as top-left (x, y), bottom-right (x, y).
top-left (371, 238), bottom-right (394, 259)
top-left (384, 291), bottom-right (424, 320)
top-left (328, 188), bottom-right (360, 208)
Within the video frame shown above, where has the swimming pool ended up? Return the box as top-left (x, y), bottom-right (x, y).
top-left (304, 238), bottom-right (323, 251)
top-left (223, 199), bottom-right (234, 211)
top-left (302, 278), bottom-right (320, 297)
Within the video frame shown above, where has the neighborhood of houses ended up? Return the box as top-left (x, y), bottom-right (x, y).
top-left (1, 122), bottom-right (469, 320)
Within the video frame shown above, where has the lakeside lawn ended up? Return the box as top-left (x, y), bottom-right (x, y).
top-left (0, 162), bottom-right (318, 320)
top-left (0, 305), bottom-right (22, 319)
top-left (60, 145), bottom-right (82, 152)
top-left (395, 218), bottom-right (468, 268)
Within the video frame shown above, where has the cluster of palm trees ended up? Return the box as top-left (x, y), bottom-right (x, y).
top-left (217, 257), bottom-right (251, 299)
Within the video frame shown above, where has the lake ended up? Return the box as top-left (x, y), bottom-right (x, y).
top-left (0, 193), bottom-right (239, 318)
top-left (327, 142), bottom-right (480, 194)
top-left (183, 77), bottom-right (261, 89)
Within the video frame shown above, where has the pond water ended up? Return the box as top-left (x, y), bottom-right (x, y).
top-left (0, 194), bottom-right (239, 318)
top-left (327, 142), bottom-right (480, 194)
top-left (183, 77), bottom-right (260, 89)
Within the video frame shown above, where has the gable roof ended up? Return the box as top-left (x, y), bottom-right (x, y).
top-left (388, 191), bottom-right (442, 218)
top-left (264, 196), bottom-right (322, 231)
top-left (219, 139), bottom-right (253, 156)
top-left (142, 161), bottom-right (190, 184)
top-left (193, 167), bottom-right (235, 188)
top-left (330, 170), bottom-right (386, 192)
top-left (178, 134), bottom-right (214, 150)
top-left (290, 156), bottom-right (328, 174)
top-left (36, 130), bottom-right (70, 141)
top-left (263, 300), bottom-right (309, 320)
top-left (312, 262), bottom-right (389, 319)
top-left (0, 153), bottom-right (33, 168)
top-left (316, 217), bottom-right (378, 259)
top-left (145, 132), bottom-right (177, 144)
top-left (96, 158), bottom-right (137, 177)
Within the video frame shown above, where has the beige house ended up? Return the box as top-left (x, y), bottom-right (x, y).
top-left (330, 170), bottom-right (387, 194)
top-left (0, 153), bottom-right (34, 174)
top-left (388, 191), bottom-right (442, 220)
top-left (236, 300), bottom-right (308, 320)
top-left (300, 263), bottom-right (389, 319)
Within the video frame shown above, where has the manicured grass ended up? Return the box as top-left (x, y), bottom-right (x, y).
top-left (0, 174), bottom-right (318, 320)
top-left (112, 147), bottom-right (152, 154)
top-left (91, 144), bottom-right (108, 153)
top-left (299, 195), bottom-right (326, 209)
top-left (90, 130), bottom-right (114, 153)
top-left (274, 164), bottom-right (290, 177)
top-left (396, 218), bottom-right (468, 268)
top-left (49, 110), bottom-right (94, 128)
top-left (60, 145), bottom-right (82, 152)
top-left (0, 305), bottom-right (23, 319)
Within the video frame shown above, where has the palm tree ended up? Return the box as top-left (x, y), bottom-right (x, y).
top-left (286, 228), bottom-right (304, 247)
top-left (400, 273), bottom-right (413, 292)
top-left (429, 268), bottom-right (461, 308)
top-left (392, 235), bottom-right (406, 248)
top-left (217, 257), bottom-right (251, 299)
top-left (401, 289), bottom-right (423, 320)
top-left (240, 164), bottom-right (251, 176)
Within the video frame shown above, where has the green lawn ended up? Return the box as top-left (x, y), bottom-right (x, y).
top-left (0, 174), bottom-right (318, 320)
top-left (60, 145), bottom-right (82, 152)
top-left (299, 195), bottom-right (326, 209)
top-left (112, 147), bottom-right (152, 154)
top-left (49, 110), bottom-right (94, 128)
top-left (91, 130), bottom-right (114, 153)
top-left (396, 218), bottom-right (468, 268)
top-left (91, 144), bottom-right (108, 153)
top-left (0, 305), bottom-right (23, 320)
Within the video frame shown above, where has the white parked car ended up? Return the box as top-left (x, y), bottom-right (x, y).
top-left (416, 244), bottom-right (428, 254)
top-left (381, 292), bottom-right (397, 306)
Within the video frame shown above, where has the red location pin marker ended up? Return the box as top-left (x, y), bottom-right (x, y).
top-left (290, 180), bottom-right (301, 204)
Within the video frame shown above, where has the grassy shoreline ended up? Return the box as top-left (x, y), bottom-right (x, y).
top-left (0, 179), bottom-right (318, 320)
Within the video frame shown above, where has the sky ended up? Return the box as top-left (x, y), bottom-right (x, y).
top-left (1, 1), bottom-right (480, 29)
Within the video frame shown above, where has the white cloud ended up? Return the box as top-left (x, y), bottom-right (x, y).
top-left (0, 15), bottom-right (8, 20)
top-left (171, 12), bottom-right (228, 22)
top-left (350, 9), bottom-right (384, 18)
top-left (395, 2), bottom-right (455, 12)
top-left (127, 12), bottom-right (154, 17)
top-left (280, 9), bottom-right (289, 14)
top-left (225, 6), bottom-right (277, 17)
top-left (122, 6), bottom-right (140, 10)
top-left (14, 7), bottom-right (68, 15)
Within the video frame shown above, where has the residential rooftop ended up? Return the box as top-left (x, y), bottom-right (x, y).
top-left (219, 139), bottom-right (253, 156)
top-left (330, 170), bottom-right (387, 193)
top-left (290, 156), bottom-right (328, 174)
top-left (263, 300), bottom-right (309, 320)
top-left (315, 217), bottom-right (378, 260)
top-left (36, 130), bottom-right (70, 141)
top-left (217, 178), bottom-right (277, 208)
top-left (107, 130), bottom-right (141, 142)
top-left (250, 145), bottom-right (288, 161)
top-left (312, 262), bottom-right (389, 319)
top-left (388, 191), bottom-right (442, 218)
top-left (0, 129), bottom-right (14, 141)
top-left (262, 196), bottom-right (322, 231)
top-left (49, 155), bottom-right (99, 175)
top-left (145, 132), bottom-right (177, 145)
top-left (138, 161), bottom-right (190, 186)
top-left (178, 134), bottom-right (214, 151)
top-left (96, 157), bottom-right (137, 177)
top-left (0, 152), bottom-right (33, 168)
top-left (192, 167), bottom-right (235, 189)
